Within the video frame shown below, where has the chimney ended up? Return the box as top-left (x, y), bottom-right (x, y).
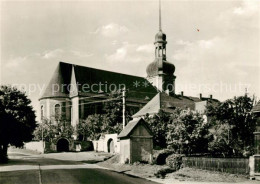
top-left (181, 91), bottom-right (184, 97)
top-left (209, 94), bottom-right (212, 99)
top-left (199, 93), bottom-right (202, 100)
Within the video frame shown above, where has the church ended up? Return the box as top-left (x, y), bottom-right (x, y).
top-left (39, 3), bottom-right (218, 152)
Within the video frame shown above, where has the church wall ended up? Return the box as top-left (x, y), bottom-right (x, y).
top-left (147, 75), bottom-right (175, 94)
top-left (163, 75), bottom-right (175, 94)
top-left (147, 76), bottom-right (162, 92)
top-left (39, 98), bottom-right (71, 123)
top-left (71, 97), bottom-right (79, 127)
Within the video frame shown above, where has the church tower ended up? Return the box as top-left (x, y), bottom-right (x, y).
top-left (146, 0), bottom-right (176, 94)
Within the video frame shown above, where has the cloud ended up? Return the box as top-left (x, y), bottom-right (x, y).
top-left (173, 37), bottom-right (224, 62)
top-left (105, 42), bottom-right (154, 64)
top-left (233, 0), bottom-right (259, 15)
top-left (175, 40), bottom-right (192, 46)
top-left (5, 56), bottom-right (27, 68)
top-left (136, 44), bottom-right (154, 53)
top-left (42, 49), bottom-right (64, 59)
top-left (106, 47), bottom-right (128, 62)
top-left (111, 40), bottom-right (119, 45)
top-left (90, 23), bottom-right (129, 37)
top-left (218, 0), bottom-right (259, 31)
top-left (71, 50), bottom-right (93, 58)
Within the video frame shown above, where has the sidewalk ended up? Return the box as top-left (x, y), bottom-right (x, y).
top-left (98, 155), bottom-right (259, 184)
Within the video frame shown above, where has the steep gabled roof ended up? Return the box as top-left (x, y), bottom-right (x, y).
top-left (132, 93), bottom-right (161, 118)
top-left (40, 62), bottom-right (72, 100)
top-left (40, 62), bottom-right (158, 100)
top-left (118, 118), bottom-right (152, 138)
top-left (252, 101), bottom-right (260, 113)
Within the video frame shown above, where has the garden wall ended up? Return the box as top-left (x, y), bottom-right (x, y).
top-left (24, 141), bottom-right (44, 153)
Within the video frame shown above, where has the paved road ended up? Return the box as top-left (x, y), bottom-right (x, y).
top-left (0, 152), bottom-right (158, 184)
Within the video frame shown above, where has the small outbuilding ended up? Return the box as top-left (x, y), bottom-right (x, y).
top-left (118, 118), bottom-right (153, 164)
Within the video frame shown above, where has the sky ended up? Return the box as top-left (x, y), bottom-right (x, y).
top-left (1, 0), bottom-right (259, 119)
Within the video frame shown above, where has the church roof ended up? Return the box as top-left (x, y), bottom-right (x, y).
top-left (40, 62), bottom-right (72, 99)
top-left (252, 101), bottom-right (260, 113)
top-left (146, 58), bottom-right (175, 77)
top-left (132, 92), bottom-right (219, 118)
top-left (40, 62), bottom-right (158, 100)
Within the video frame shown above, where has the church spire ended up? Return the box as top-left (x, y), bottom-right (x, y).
top-left (146, 0), bottom-right (176, 94)
top-left (154, 0), bottom-right (167, 60)
top-left (159, 0), bottom-right (162, 31)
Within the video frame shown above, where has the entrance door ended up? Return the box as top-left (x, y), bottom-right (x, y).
top-left (57, 138), bottom-right (69, 152)
top-left (107, 139), bottom-right (114, 153)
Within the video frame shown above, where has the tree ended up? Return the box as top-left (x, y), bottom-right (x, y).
top-left (207, 122), bottom-right (234, 157)
top-left (166, 109), bottom-right (209, 154)
top-left (206, 95), bottom-right (256, 157)
top-left (144, 110), bottom-right (171, 149)
top-left (34, 118), bottom-right (74, 142)
top-left (76, 114), bottom-right (104, 140)
top-left (0, 85), bottom-right (36, 163)
top-left (75, 92), bottom-right (132, 141)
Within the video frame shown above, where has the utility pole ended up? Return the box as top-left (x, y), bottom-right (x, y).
top-left (41, 125), bottom-right (44, 153)
top-left (122, 87), bottom-right (126, 129)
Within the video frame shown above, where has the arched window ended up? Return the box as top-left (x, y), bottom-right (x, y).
top-left (55, 104), bottom-right (61, 120)
top-left (41, 105), bottom-right (44, 120)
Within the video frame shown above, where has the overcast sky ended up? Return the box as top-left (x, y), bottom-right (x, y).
top-left (1, 0), bottom-right (259, 118)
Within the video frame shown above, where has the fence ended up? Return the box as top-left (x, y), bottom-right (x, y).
top-left (182, 157), bottom-right (249, 175)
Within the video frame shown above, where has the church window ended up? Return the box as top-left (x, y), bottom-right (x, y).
top-left (41, 105), bottom-right (44, 120)
top-left (55, 104), bottom-right (61, 120)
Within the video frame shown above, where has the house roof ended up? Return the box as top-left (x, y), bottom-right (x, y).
top-left (252, 101), bottom-right (260, 113)
top-left (132, 93), bottom-right (161, 118)
top-left (40, 62), bottom-right (158, 100)
top-left (118, 118), bottom-right (152, 138)
top-left (133, 92), bottom-right (219, 118)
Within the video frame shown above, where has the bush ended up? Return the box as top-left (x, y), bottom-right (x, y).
top-left (81, 141), bottom-right (94, 151)
top-left (165, 154), bottom-right (184, 171)
top-left (153, 149), bottom-right (175, 165)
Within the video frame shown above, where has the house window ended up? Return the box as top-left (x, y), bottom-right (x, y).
top-left (55, 104), bottom-right (61, 120)
top-left (41, 105), bottom-right (44, 120)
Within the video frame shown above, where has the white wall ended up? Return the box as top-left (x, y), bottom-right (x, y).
top-left (93, 134), bottom-right (120, 153)
top-left (24, 141), bottom-right (44, 153)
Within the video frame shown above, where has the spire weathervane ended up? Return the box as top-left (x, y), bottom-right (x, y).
top-left (159, 0), bottom-right (162, 31)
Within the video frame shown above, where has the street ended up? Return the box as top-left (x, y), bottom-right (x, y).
top-left (0, 152), bottom-right (158, 184)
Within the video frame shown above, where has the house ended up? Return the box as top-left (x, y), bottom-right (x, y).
top-left (249, 101), bottom-right (260, 180)
top-left (133, 92), bottom-right (218, 120)
top-left (118, 118), bottom-right (153, 164)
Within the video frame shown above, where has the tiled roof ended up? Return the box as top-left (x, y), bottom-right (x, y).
top-left (252, 101), bottom-right (260, 113)
top-left (40, 62), bottom-right (158, 100)
top-left (133, 92), bottom-right (219, 118)
top-left (40, 62), bottom-right (72, 99)
top-left (118, 118), bottom-right (152, 138)
top-left (132, 93), bottom-right (161, 118)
